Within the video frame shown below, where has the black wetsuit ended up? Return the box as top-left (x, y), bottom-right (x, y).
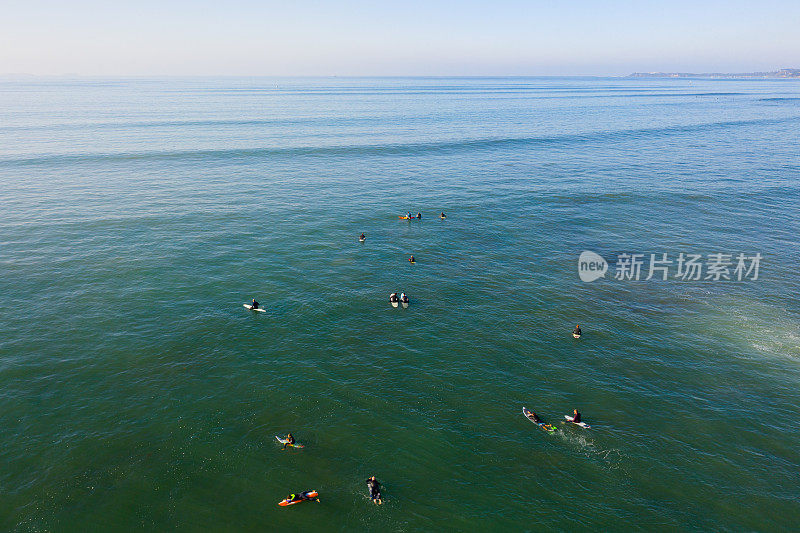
top-left (531, 412), bottom-right (543, 424)
top-left (417, 213), bottom-right (422, 219)
top-left (573, 327), bottom-right (581, 336)
top-left (572, 412), bottom-right (581, 424)
top-left (252, 300), bottom-right (259, 309)
top-left (367, 479), bottom-right (381, 500)
top-left (401, 296), bottom-right (409, 303)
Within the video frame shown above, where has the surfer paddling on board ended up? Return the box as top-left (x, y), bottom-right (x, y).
top-left (286, 491), bottom-right (319, 503)
top-left (366, 476), bottom-right (383, 504)
top-left (281, 433), bottom-right (295, 450)
top-left (251, 298), bottom-right (259, 310)
top-left (528, 410), bottom-right (554, 431)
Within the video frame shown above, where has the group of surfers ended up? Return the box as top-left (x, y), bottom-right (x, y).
top-left (389, 292), bottom-right (410, 305)
top-left (279, 432), bottom-right (383, 505)
top-left (402, 211), bottom-right (447, 219)
top-left (528, 408), bottom-right (583, 431)
top-left (268, 211), bottom-right (585, 508)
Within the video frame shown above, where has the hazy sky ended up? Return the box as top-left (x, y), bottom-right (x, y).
top-left (1, 0), bottom-right (799, 76)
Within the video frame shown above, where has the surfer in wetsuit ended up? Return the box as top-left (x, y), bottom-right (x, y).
top-left (366, 476), bottom-right (382, 504)
top-left (360, 233), bottom-right (366, 241)
top-left (573, 324), bottom-right (581, 337)
top-left (407, 212), bottom-right (413, 219)
top-left (409, 255), bottom-right (415, 263)
top-left (530, 411), bottom-right (553, 431)
top-left (390, 292), bottom-right (398, 303)
top-left (286, 491), bottom-right (318, 503)
top-left (251, 298), bottom-right (259, 310)
top-left (441, 212), bottom-right (446, 218)
top-left (416, 212), bottom-right (422, 219)
top-left (572, 409), bottom-right (581, 424)
top-left (282, 433), bottom-right (295, 450)
top-left (400, 293), bottom-right (409, 304)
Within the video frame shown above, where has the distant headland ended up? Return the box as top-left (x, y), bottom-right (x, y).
top-left (628, 68), bottom-right (800, 79)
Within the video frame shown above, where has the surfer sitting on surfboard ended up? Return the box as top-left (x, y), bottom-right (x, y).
top-left (416, 212), bottom-right (422, 219)
top-left (282, 433), bottom-right (295, 450)
top-left (360, 233), bottom-right (366, 241)
top-left (573, 324), bottom-right (581, 337)
top-left (409, 255), bottom-right (415, 263)
top-left (571, 409), bottom-right (582, 424)
top-left (251, 298), bottom-right (259, 310)
top-left (440, 212), bottom-right (446, 219)
top-left (400, 293), bottom-right (409, 304)
top-left (390, 292), bottom-right (399, 303)
top-left (366, 476), bottom-right (383, 504)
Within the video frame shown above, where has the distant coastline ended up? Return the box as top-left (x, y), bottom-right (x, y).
top-left (628, 68), bottom-right (800, 79)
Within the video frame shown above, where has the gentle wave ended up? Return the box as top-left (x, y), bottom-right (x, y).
top-left (760, 97), bottom-right (800, 103)
top-left (2, 116), bottom-right (796, 166)
top-left (0, 94), bottom-right (751, 133)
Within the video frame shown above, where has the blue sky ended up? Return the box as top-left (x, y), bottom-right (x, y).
top-left (1, 0), bottom-right (798, 75)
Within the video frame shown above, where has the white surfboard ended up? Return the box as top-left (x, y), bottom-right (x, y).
top-left (573, 333), bottom-right (581, 339)
top-left (390, 301), bottom-right (399, 307)
top-left (401, 301), bottom-right (409, 308)
top-left (275, 435), bottom-right (304, 448)
top-left (564, 415), bottom-right (591, 429)
top-left (244, 304), bottom-right (266, 313)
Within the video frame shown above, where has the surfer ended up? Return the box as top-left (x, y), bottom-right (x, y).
top-left (251, 298), bottom-right (259, 310)
top-left (530, 411), bottom-right (543, 424)
top-left (572, 409), bottom-right (582, 424)
top-left (400, 293), bottom-right (409, 304)
top-left (366, 476), bottom-right (382, 504)
top-left (360, 233), bottom-right (366, 241)
top-left (282, 433), bottom-right (295, 450)
top-left (407, 212), bottom-right (413, 219)
top-left (573, 324), bottom-right (581, 337)
top-left (389, 292), bottom-right (398, 303)
top-left (416, 212), bottom-right (422, 219)
top-left (409, 255), bottom-right (415, 263)
top-left (286, 491), bottom-right (318, 503)
top-left (440, 212), bottom-right (446, 218)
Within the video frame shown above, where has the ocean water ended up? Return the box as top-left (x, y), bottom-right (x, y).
top-left (1, 76), bottom-right (799, 531)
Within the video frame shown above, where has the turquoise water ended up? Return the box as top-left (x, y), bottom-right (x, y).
top-left (1, 77), bottom-right (799, 531)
